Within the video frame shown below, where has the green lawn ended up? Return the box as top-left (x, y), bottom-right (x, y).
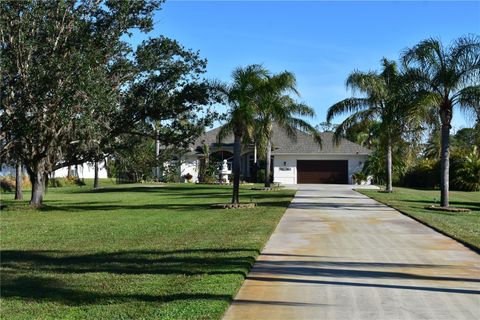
top-left (357, 187), bottom-right (480, 250)
top-left (0, 182), bottom-right (295, 320)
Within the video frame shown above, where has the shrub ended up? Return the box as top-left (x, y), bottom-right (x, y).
top-left (352, 171), bottom-right (367, 184)
top-left (256, 169), bottom-right (265, 183)
top-left (199, 163), bottom-right (218, 183)
top-left (0, 176), bottom-right (15, 192)
top-left (0, 175), bottom-right (31, 192)
top-left (48, 176), bottom-right (85, 188)
top-left (401, 159), bottom-right (440, 189)
top-left (451, 146), bottom-right (480, 191)
top-left (48, 178), bottom-right (64, 188)
top-left (163, 162), bottom-right (181, 183)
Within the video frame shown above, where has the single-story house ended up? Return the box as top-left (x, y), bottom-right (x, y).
top-left (181, 123), bottom-right (371, 184)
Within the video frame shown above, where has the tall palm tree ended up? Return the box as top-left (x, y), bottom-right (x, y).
top-left (402, 35), bottom-right (480, 207)
top-left (218, 65), bottom-right (268, 204)
top-left (256, 71), bottom-right (321, 188)
top-left (327, 58), bottom-right (415, 192)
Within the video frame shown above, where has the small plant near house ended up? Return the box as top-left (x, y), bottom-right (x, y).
top-left (352, 172), bottom-right (368, 185)
top-left (183, 173), bottom-right (193, 183)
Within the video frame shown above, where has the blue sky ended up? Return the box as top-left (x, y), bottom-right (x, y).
top-left (131, 1), bottom-right (480, 130)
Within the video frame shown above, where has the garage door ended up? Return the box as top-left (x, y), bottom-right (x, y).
top-left (297, 160), bottom-right (348, 184)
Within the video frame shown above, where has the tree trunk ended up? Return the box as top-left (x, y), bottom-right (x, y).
top-left (386, 141), bottom-right (393, 192)
top-left (264, 139), bottom-right (272, 188)
top-left (232, 133), bottom-right (242, 204)
top-left (252, 143), bottom-right (258, 183)
top-left (30, 170), bottom-right (45, 206)
top-left (67, 165), bottom-right (71, 179)
top-left (94, 161), bottom-right (99, 188)
top-left (15, 162), bottom-right (23, 200)
top-left (440, 122), bottom-right (450, 207)
top-left (155, 129), bottom-right (160, 181)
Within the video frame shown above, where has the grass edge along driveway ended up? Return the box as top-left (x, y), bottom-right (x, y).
top-left (357, 187), bottom-right (480, 251)
top-left (0, 183), bottom-right (295, 320)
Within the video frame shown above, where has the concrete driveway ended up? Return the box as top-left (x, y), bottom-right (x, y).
top-left (223, 184), bottom-right (480, 320)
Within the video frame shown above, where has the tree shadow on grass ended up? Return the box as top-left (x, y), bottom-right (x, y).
top-left (79, 184), bottom-right (233, 194)
top-left (1, 248), bottom-right (259, 276)
top-left (36, 199), bottom-right (291, 213)
top-left (1, 275), bottom-right (234, 306)
top-left (400, 199), bottom-right (480, 210)
top-left (1, 248), bottom-right (260, 305)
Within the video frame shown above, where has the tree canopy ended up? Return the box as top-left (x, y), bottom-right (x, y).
top-left (0, 0), bottom-right (219, 205)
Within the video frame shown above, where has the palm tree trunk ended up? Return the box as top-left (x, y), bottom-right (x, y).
top-left (386, 141), bottom-right (393, 192)
top-left (252, 143), bottom-right (258, 183)
top-left (232, 133), bottom-right (242, 204)
top-left (15, 162), bottom-right (23, 200)
top-left (264, 139), bottom-right (272, 188)
top-left (94, 161), bottom-right (100, 189)
top-left (440, 121), bottom-right (450, 207)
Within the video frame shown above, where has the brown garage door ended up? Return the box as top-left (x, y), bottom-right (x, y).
top-left (297, 160), bottom-right (348, 184)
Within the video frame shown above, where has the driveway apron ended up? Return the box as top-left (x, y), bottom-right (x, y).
top-left (222, 184), bottom-right (480, 320)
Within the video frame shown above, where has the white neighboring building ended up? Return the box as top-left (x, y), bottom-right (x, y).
top-left (52, 162), bottom-right (109, 179)
top-left (180, 123), bottom-right (371, 185)
top-left (0, 162), bottom-right (108, 179)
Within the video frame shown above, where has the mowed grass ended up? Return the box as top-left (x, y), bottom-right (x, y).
top-left (0, 182), bottom-right (295, 320)
top-left (357, 187), bottom-right (480, 250)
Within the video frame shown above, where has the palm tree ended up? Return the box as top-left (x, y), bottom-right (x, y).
top-left (327, 58), bottom-right (413, 192)
top-left (218, 65), bottom-right (268, 204)
top-left (402, 35), bottom-right (480, 207)
top-left (256, 71), bottom-right (321, 188)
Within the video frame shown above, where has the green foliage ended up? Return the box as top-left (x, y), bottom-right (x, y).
top-left (201, 163), bottom-right (219, 184)
top-left (105, 159), bottom-right (118, 179)
top-left (402, 35), bottom-right (480, 205)
top-left (401, 159), bottom-right (440, 189)
top-left (452, 146), bottom-right (480, 191)
top-left (112, 135), bottom-right (157, 182)
top-left (162, 162), bottom-right (181, 183)
top-left (48, 177), bottom-right (85, 188)
top-left (352, 171), bottom-right (368, 184)
top-left (0, 0), bottom-right (219, 205)
top-left (327, 58), bottom-right (428, 191)
top-left (256, 168), bottom-right (266, 183)
top-left (362, 147), bottom-right (406, 186)
top-left (218, 64), bottom-right (269, 203)
top-left (196, 144), bottom-right (219, 183)
top-left (400, 147), bottom-right (480, 191)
